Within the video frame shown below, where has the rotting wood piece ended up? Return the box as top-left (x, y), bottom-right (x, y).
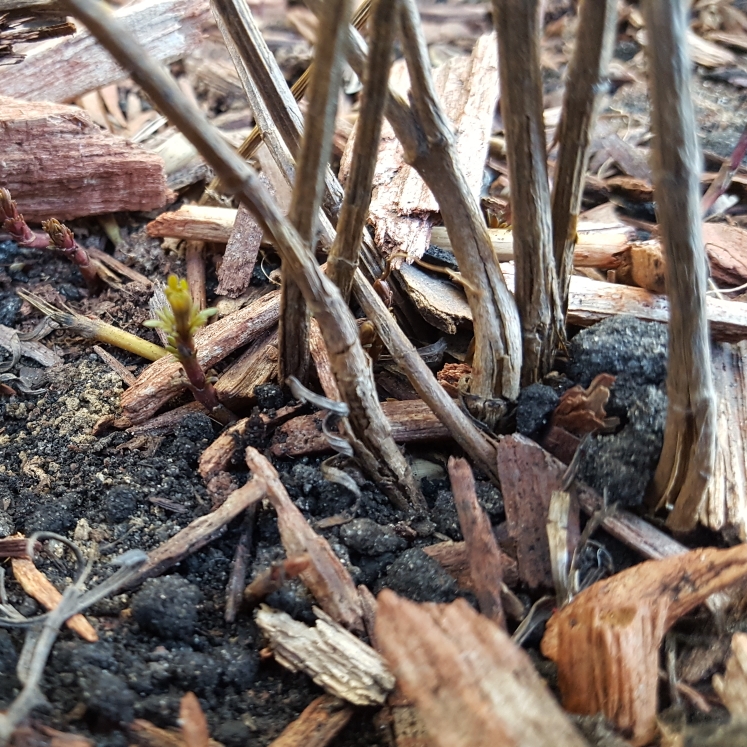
top-left (117, 290), bottom-right (280, 427)
top-left (0, 0), bottom-right (210, 103)
top-left (124, 477), bottom-right (267, 588)
top-left (271, 399), bottom-right (451, 458)
top-left (642, 0), bottom-right (717, 531)
top-left (541, 544), bottom-right (747, 745)
top-left (11, 556), bottom-right (97, 642)
top-left (217, 201), bottom-right (264, 298)
top-left (268, 695), bottom-right (353, 747)
top-left (376, 592), bottom-right (588, 747)
top-left (245, 447), bottom-right (364, 631)
top-left (0, 96), bottom-right (171, 221)
top-left (256, 605), bottom-right (394, 706)
top-left (448, 457), bottom-right (504, 627)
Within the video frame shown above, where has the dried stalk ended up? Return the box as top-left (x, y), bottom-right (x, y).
top-left (205, 0), bottom-right (372, 200)
top-left (279, 0), bottom-right (352, 385)
top-left (551, 0), bottom-right (617, 313)
top-left (491, 0), bottom-right (561, 384)
top-left (63, 0), bottom-right (423, 510)
top-left (326, 0), bottom-right (398, 301)
top-left (398, 0), bottom-right (521, 399)
top-left (642, 0), bottom-right (717, 530)
top-left (308, 0), bottom-right (521, 400)
top-left (702, 122), bottom-right (747, 217)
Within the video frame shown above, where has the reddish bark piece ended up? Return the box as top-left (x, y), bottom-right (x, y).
top-left (541, 544), bottom-right (747, 745)
top-left (309, 318), bottom-right (341, 400)
top-left (550, 373), bottom-right (615, 436)
top-left (495, 434), bottom-right (579, 588)
top-left (448, 457), bottom-right (504, 627)
top-left (375, 592), bottom-right (588, 747)
top-left (243, 555), bottom-right (311, 609)
top-left (245, 447), bottom-right (364, 631)
top-left (0, 96), bottom-right (171, 221)
top-left (436, 363), bottom-right (471, 397)
top-left (197, 418), bottom-right (252, 481)
top-left (268, 695), bottom-right (353, 747)
top-left (271, 400), bottom-right (451, 457)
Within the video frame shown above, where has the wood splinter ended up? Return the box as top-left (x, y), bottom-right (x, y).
top-left (541, 543), bottom-right (747, 745)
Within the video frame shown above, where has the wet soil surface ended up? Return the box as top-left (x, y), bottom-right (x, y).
top-left (0, 224), bottom-right (672, 746)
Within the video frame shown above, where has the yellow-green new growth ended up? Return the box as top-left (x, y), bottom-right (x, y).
top-left (144, 276), bottom-right (235, 425)
top-left (144, 275), bottom-right (216, 357)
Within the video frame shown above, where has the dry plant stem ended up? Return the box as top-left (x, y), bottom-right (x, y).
top-left (550, 0), bottom-right (617, 313)
top-left (642, 0), bottom-right (716, 530)
top-left (326, 0), bottom-right (398, 301)
top-left (448, 457), bottom-right (505, 627)
top-left (206, 0), bottom-right (371, 200)
top-left (395, 0), bottom-right (521, 399)
top-left (492, 0), bottom-right (561, 383)
top-left (279, 0), bottom-right (352, 385)
top-left (62, 0), bottom-right (422, 510)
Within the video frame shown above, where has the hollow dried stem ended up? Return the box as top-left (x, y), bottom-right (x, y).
top-left (62, 0), bottom-right (423, 510)
top-left (327, 0), bottom-right (398, 301)
top-left (492, 0), bottom-right (561, 384)
top-left (551, 0), bottom-right (617, 314)
top-left (642, 0), bottom-right (716, 530)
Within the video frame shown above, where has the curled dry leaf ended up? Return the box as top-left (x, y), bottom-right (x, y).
top-left (541, 544), bottom-right (747, 745)
top-left (550, 373), bottom-right (615, 436)
top-left (713, 633), bottom-right (747, 719)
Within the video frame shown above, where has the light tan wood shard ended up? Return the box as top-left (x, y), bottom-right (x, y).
top-left (147, 206), bottom-right (238, 244)
top-left (256, 606), bottom-right (395, 706)
top-left (375, 592), bottom-right (588, 747)
top-left (179, 692), bottom-right (209, 747)
top-left (713, 633), bottom-right (747, 718)
top-left (429, 224), bottom-right (633, 269)
top-left (117, 290), bottom-right (280, 427)
top-left (340, 35), bottom-right (497, 266)
top-left (271, 399), bottom-right (451, 457)
top-left (268, 695), bottom-right (353, 747)
top-left (11, 556), bottom-right (97, 642)
top-left (0, 96), bottom-right (171, 221)
top-left (0, 0), bottom-right (210, 103)
top-left (699, 341), bottom-right (747, 540)
top-left (541, 544), bottom-right (747, 746)
top-left (309, 319), bottom-right (341, 400)
top-left (245, 447), bottom-right (364, 631)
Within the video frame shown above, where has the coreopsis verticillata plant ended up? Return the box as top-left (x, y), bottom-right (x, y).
top-left (145, 275), bottom-right (236, 425)
top-left (0, 188), bottom-right (49, 248)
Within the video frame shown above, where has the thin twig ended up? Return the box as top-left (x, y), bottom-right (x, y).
top-left (327, 0), bottom-right (399, 301)
top-left (642, 0), bottom-right (716, 530)
top-left (550, 0), bottom-right (617, 314)
top-left (492, 0), bottom-right (561, 384)
top-left (225, 504), bottom-right (256, 623)
top-left (61, 0), bottom-right (423, 512)
top-left (702, 121), bottom-right (747, 217)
